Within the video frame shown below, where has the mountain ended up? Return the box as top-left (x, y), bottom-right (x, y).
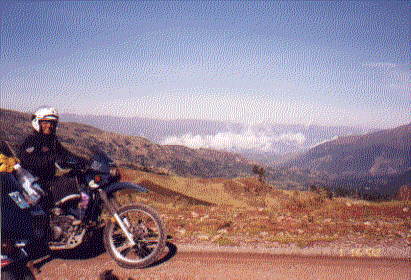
top-left (2, 108), bottom-right (409, 199)
top-left (60, 114), bottom-right (245, 143)
top-left (61, 113), bottom-right (372, 164)
top-left (285, 124), bottom-right (410, 177)
top-left (0, 108), bottom-right (261, 178)
top-left (283, 123), bottom-right (411, 198)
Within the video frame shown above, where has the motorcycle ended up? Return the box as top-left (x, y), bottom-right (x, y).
top-left (47, 148), bottom-right (167, 268)
top-left (1, 141), bottom-right (168, 270)
top-left (1, 170), bottom-right (48, 280)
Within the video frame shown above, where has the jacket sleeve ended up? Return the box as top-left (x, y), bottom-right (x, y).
top-left (55, 141), bottom-right (89, 169)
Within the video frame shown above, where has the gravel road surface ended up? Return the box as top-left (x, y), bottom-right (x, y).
top-left (35, 244), bottom-right (410, 280)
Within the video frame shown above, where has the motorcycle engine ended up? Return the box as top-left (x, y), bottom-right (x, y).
top-left (50, 208), bottom-right (77, 242)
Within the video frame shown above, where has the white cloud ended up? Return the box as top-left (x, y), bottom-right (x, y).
top-left (161, 130), bottom-right (306, 152)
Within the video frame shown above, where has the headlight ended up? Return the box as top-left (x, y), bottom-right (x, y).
top-left (88, 178), bottom-right (100, 189)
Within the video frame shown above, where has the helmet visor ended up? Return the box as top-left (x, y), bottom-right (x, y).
top-left (38, 115), bottom-right (59, 121)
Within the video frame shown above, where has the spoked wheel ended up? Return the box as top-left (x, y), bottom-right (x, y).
top-left (103, 204), bottom-right (166, 269)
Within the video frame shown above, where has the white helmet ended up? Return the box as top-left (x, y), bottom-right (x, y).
top-left (31, 106), bottom-right (59, 132)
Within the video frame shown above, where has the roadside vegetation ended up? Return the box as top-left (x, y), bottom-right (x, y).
top-left (116, 169), bottom-right (410, 248)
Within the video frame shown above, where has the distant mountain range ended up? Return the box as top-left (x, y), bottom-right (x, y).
top-left (0, 108), bottom-right (260, 178)
top-left (285, 123), bottom-right (410, 178)
top-left (1, 108), bottom-right (409, 199)
top-left (61, 113), bottom-right (372, 164)
top-left (281, 123), bottom-right (411, 199)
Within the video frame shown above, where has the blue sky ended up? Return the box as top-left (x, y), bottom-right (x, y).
top-left (1, 1), bottom-right (409, 128)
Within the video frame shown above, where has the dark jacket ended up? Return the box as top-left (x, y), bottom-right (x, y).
top-left (18, 132), bottom-right (87, 180)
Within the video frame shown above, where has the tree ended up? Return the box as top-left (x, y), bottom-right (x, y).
top-left (252, 165), bottom-right (266, 183)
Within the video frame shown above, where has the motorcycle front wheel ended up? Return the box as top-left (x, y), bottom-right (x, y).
top-left (103, 204), bottom-right (166, 269)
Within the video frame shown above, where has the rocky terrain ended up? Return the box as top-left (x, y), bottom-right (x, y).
top-left (118, 169), bottom-right (410, 251)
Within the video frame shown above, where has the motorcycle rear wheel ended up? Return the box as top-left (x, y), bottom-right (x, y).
top-left (103, 204), bottom-right (166, 269)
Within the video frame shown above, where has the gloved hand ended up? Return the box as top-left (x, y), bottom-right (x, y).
top-left (58, 157), bottom-right (90, 170)
top-left (0, 154), bottom-right (19, 173)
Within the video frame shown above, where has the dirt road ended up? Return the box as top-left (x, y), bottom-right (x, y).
top-left (35, 245), bottom-right (410, 280)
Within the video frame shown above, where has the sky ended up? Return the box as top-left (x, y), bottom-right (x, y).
top-left (1, 1), bottom-right (409, 129)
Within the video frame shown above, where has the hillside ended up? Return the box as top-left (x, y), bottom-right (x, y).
top-left (115, 169), bottom-right (410, 249)
top-left (285, 124), bottom-right (410, 177)
top-left (2, 108), bottom-right (409, 199)
top-left (0, 108), bottom-right (261, 178)
top-left (282, 124), bottom-right (411, 198)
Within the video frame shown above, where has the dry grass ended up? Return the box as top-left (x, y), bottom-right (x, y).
top-left (116, 168), bottom-right (410, 247)
top-left (268, 233), bottom-right (339, 248)
top-left (120, 168), bottom-right (247, 207)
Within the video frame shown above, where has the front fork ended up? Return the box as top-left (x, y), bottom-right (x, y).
top-left (98, 189), bottom-right (136, 246)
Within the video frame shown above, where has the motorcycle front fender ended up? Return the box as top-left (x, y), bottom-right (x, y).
top-left (104, 182), bottom-right (148, 196)
top-left (55, 194), bottom-right (81, 206)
